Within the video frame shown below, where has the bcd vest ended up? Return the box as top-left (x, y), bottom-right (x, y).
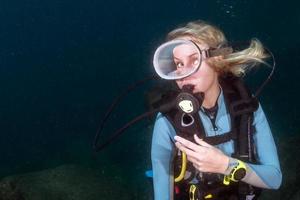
top-left (162, 76), bottom-right (261, 200)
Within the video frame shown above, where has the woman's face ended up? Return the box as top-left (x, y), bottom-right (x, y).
top-left (173, 39), bottom-right (219, 94)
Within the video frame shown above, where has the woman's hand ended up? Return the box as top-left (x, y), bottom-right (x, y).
top-left (174, 134), bottom-right (229, 174)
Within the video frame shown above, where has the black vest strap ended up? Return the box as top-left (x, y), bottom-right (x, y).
top-left (204, 131), bottom-right (235, 146)
top-left (220, 76), bottom-right (258, 162)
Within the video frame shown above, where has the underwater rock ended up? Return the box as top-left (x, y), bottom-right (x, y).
top-left (0, 179), bottom-right (24, 200)
top-left (0, 134), bottom-right (298, 200)
top-left (0, 165), bottom-right (131, 200)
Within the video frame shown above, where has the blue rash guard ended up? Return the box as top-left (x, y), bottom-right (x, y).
top-left (151, 90), bottom-right (282, 200)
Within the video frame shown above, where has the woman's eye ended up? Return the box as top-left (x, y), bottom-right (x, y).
top-left (176, 62), bottom-right (184, 68)
top-left (193, 59), bottom-right (199, 65)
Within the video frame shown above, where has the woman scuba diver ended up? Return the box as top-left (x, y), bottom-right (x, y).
top-left (92, 19), bottom-right (282, 200)
top-left (151, 20), bottom-right (282, 200)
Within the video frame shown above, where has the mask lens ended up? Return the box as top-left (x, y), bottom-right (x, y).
top-left (153, 40), bottom-right (202, 80)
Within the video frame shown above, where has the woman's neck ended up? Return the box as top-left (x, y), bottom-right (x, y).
top-left (202, 80), bottom-right (220, 109)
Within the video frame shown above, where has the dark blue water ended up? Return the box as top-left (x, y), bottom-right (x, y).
top-left (0, 0), bottom-right (299, 199)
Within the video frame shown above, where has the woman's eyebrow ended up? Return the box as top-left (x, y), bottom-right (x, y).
top-left (174, 53), bottom-right (198, 60)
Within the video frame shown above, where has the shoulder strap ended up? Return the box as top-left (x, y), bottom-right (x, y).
top-left (220, 76), bottom-right (258, 162)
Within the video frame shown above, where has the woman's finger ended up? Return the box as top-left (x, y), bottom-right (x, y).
top-left (194, 134), bottom-right (212, 148)
top-left (175, 142), bottom-right (201, 161)
top-left (175, 136), bottom-right (203, 152)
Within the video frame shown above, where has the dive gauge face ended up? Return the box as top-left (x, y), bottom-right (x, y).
top-left (233, 168), bottom-right (246, 181)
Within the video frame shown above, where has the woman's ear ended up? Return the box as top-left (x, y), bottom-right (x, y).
top-left (206, 55), bottom-right (224, 66)
top-left (206, 55), bottom-right (226, 74)
top-left (211, 55), bottom-right (224, 62)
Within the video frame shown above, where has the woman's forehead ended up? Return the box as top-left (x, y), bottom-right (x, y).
top-left (176, 36), bottom-right (209, 49)
top-left (172, 44), bottom-right (198, 57)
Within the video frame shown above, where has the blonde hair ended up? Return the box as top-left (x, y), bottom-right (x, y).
top-left (167, 20), bottom-right (269, 77)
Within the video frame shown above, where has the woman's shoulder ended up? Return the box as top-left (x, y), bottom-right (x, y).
top-left (153, 112), bottom-right (176, 139)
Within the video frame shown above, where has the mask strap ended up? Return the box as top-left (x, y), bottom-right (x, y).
top-left (208, 47), bottom-right (233, 57)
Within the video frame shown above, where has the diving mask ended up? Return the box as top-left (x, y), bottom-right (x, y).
top-left (153, 39), bottom-right (233, 80)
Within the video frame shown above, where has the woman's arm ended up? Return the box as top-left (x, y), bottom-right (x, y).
top-left (243, 104), bottom-right (282, 189)
top-left (151, 113), bottom-right (176, 200)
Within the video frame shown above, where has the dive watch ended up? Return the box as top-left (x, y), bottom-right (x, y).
top-left (223, 159), bottom-right (247, 185)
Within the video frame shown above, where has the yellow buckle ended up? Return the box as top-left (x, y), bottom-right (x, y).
top-left (189, 184), bottom-right (213, 200)
top-left (189, 184), bottom-right (197, 200)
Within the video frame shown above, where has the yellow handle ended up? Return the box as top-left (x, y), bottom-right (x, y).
top-left (174, 151), bottom-right (187, 182)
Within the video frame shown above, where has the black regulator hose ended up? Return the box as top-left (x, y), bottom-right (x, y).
top-left (92, 75), bottom-right (174, 152)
